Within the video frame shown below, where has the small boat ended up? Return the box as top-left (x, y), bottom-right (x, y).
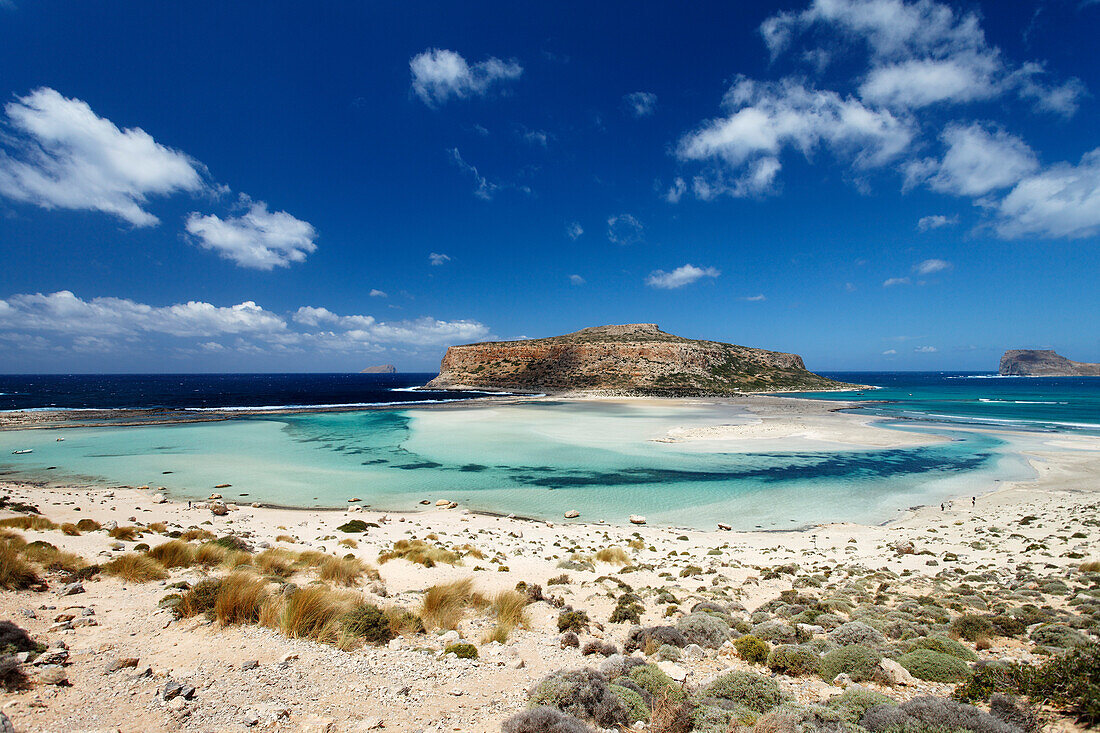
top-left (12, 449), bottom-right (33, 455)
top-left (56, 437), bottom-right (65, 441)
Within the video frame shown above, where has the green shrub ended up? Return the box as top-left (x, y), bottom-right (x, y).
top-left (337, 520), bottom-right (369, 533)
top-left (557, 609), bottom-right (589, 633)
top-left (913, 634), bottom-right (978, 661)
top-left (951, 614), bottom-right (995, 642)
top-left (862, 696), bottom-right (1019, 733)
top-left (609, 684), bottom-right (649, 722)
top-left (501, 707), bottom-right (591, 733)
top-left (178, 578), bottom-right (222, 618)
top-left (830, 621), bottom-right (886, 648)
top-left (988, 614), bottom-right (1026, 638)
top-left (826, 687), bottom-right (895, 722)
top-left (610, 593), bottom-right (643, 624)
top-left (1029, 623), bottom-right (1092, 649)
top-left (821, 644), bottom-right (883, 682)
top-left (898, 649), bottom-right (973, 682)
top-left (703, 670), bottom-right (783, 713)
top-left (676, 612), bottom-right (729, 649)
top-left (733, 634), bottom-right (770, 664)
top-left (528, 669), bottom-right (630, 728)
top-left (444, 642), bottom-right (478, 659)
top-left (767, 644), bottom-right (822, 676)
top-left (629, 663), bottom-right (685, 703)
top-left (341, 604), bottom-right (393, 645)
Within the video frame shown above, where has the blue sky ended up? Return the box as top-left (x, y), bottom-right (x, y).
top-left (0, 0), bottom-right (1098, 373)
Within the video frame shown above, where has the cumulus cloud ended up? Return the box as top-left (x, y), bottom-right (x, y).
top-left (623, 92), bottom-right (658, 117)
top-left (409, 49), bottom-right (522, 107)
top-left (926, 123), bottom-right (1038, 197)
top-left (185, 196), bottom-right (317, 270)
top-left (0, 87), bottom-right (204, 226)
top-left (883, 277), bottom-right (910, 287)
top-left (429, 252), bottom-right (451, 266)
top-left (566, 221), bottom-right (584, 240)
top-left (995, 148), bottom-right (1100, 239)
top-left (675, 77), bottom-right (913, 198)
top-left (646, 264), bottom-right (720, 289)
top-left (914, 258), bottom-right (952, 274)
top-left (607, 214), bottom-right (644, 245)
top-left (917, 214), bottom-right (957, 230)
top-left (292, 306), bottom-right (490, 346)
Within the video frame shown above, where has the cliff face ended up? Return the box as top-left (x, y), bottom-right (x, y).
top-left (426, 323), bottom-right (848, 394)
top-left (999, 350), bottom-right (1100, 376)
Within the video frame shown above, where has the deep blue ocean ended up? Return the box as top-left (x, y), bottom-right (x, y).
top-left (0, 373), bottom-right (495, 411)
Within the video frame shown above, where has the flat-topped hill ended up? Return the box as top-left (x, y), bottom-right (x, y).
top-left (999, 349), bottom-right (1100, 376)
top-left (426, 323), bottom-right (848, 395)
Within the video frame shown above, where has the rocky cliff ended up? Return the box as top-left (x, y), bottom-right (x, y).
top-left (999, 350), bottom-right (1100, 376)
top-left (426, 323), bottom-right (848, 395)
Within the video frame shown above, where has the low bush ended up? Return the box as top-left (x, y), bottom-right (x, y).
top-left (914, 634), bottom-right (979, 661)
top-left (825, 687), bottom-right (895, 722)
top-left (767, 644), bottom-right (822, 677)
top-left (378, 539), bottom-right (460, 567)
top-left (60, 523), bottom-right (81, 536)
top-left (558, 609), bottom-right (591, 634)
top-left (821, 644), bottom-right (883, 682)
top-left (582, 640), bottom-right (618, 657)
top-left (177, 578), bottom-right (223, 618)
top-left (734, 635), bottom-right (770, 664)
top-left (702, 671), bottom-right (784, 714)
top-left (629, 664), bottom-right (685, 704)
top-left (75, 518), bottom-right (101, 532)
top-left (862, 695), bottom-right (1020, 733)
top-left (594, 547), bottom-right (631, 566)
top-left (610, 683), bottom-right (649, 722)
top-left (1029, 623), bottom-right (1092, 649)
top-left (610, 593), bottom-right (644, 624)
top-left (103, 553), bottom-right (168, 583)
top-left (560, 631), bottom-right (580, 648)
top-left (898, 649), bottom-right (973, 682)
top-left (107, 526), bottom-right (141, 542)
top-left (829, 621), bottom-right (886, 648)
top-left (444, 641), bottom-right (478, 659)
top-left (528, 668), bottom-right (631, 728)
top-left (336, 520), bottom-right (369, 533)
top-left (501, 706), bottom-right (592, 733)
top-left (624, 625), bottom-right (686, 652)
top-left (676, 612), bottom-right (729, 649)
top-left (951, 614), bottom-right (995, 642)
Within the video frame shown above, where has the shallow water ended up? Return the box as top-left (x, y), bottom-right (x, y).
top-left (0, 400), bottom-right (1038, 529)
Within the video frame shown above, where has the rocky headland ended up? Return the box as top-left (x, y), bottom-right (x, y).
top-left (426, 324), bottom-right (849, 395)
top-left (999, 350), bottom-right (1100, 377)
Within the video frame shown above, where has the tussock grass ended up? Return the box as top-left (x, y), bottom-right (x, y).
top-left (277, 586), bottom-right (358, 642)
top-left (384, 607), bottom-right (424, 636)
top-left (319, 556), bottom-right (369, 586)
top-left (108, 526), bottom-right (142, 542)
top-left (595, 546), bottom-right (632, 566)
top-left (0, 529), bottom-right (25, 546)
top-left (627, 538), bottom-right (645, 550)
top-left (338, 538), bottom-right (358, 549)
top-left (1080, 559), bottom-right (1100, 572)
top-left (456, 543), bottom-right (486, 560)
top-left (194, 542), bottom-right (230, 567)
top-left (483, 589), bottom-right (530, 643)
top-left (146, 540), bottom-right (196, 568)
top-left (0, 516), bottom-right (57, 531)
top-left (75, 518), bottom-right (101, 532)
top-left (19, 541), bottom-right (86, 573)
top-left (221, 550), bottom-right (253, 569)
top-left (275, 534), bottom-right (296, 543)
top-left (0, 542), bottom-right (41, 590)
top-left (103, 553), bottom-right (168, 582)
top-left (147, 522), bottom-right (168, 534)
top-left (215, 573), bottom-right (270, 625)
top-left (255, 548), bottom-right (297, 577)
top-left (180, 528), bottom-right (215, 542)
top-left (295, 550), bottom-right (329, 568)
top-left (419, 578), bottom-right (487, 631)
top-left (378, 539), bottom-right (461, 568)
top-left (60, 523), bottom-right (81, 536)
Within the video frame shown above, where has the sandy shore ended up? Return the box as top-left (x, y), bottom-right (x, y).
top-left (1, 397), bottom-right (1098, 732)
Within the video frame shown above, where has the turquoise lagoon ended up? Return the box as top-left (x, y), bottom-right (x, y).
top-left (0, 400), bottom-right (1042, 529)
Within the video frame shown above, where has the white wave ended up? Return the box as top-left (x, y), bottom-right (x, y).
top-left (183, 398), bottom-right (476, 412)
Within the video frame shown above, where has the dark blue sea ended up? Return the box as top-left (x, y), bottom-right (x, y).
top-left (0, 373), bottom-right (495, 411)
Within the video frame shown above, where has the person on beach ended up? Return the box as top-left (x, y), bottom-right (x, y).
top-left (941, 503), bottom-right (945, 511)
top-left (972, 497), bottom-right (976, 507)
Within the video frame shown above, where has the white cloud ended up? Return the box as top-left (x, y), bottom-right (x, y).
top-left (569, 274), bottom-right (586, 286)
top-left (566, 221), bottom-right (584, 240)
top-left (429, 252), bottom-right (452, 266)
top-left (883, 277), bottom-right (910, 287)
top-left (0, 290), bottom-right (286, 338)
top-left (448, 148), bottom-right (499, 200)
top-left (741, 294), bottom-right (767, 301)
top-left (665, 177), bottom-right (687, 204)
top-left (0, 87), bottom-right (204, 226)
top-left (915, 345), bottom-right (937, 353)
top-left (914, 258), bottom-right (952, 274)
top-left (882, 348), bottom-right (897, 355)
top-left (409, 49), bottom-right (522, 107)
top-left (646, 264), bottom-right (720, 289)
top-left (859, 56), bottom-right (999, 109)
top-left (927, 123), bottom-right (1038, 197)
top-left (995, 148), bottom-right (1100, 239)
top-left (522, 128), bottom-right (549, 147)
top-left (185, 196), bottom-right (317, 270)
top-left (607, 214), bottom-right (644, 245)
top-left (917, 214), bottom-right (957, 230)
top-left (369, 289), bottom-right (387, 298)
top-left (675, 77), bottom-right (913, 198)
top-left (293, 306), bottom-right (490, 346)
top-left (623, 92), bottom-right (658, 117)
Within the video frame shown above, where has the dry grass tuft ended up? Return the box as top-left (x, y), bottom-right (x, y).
top-left (628, 538), bottom-right (645, 550)
top-left (456, 543), bottom-right (486, 560)
top-left (483, 589), bottom-right (530, 643)
top-left (75, 518), bottom-right (101, 532)
top-left (277, 586), bottom-right (358, 642)
top-left (295, 550), bottom-right (329, 568)
top-left (147, 522), bottom-right (168, 534)
top-left (419, 578), bottom-right (487, 631)
top-left (103, 553), bottom-right (168, 582)
top-left (338, 538), bottom-right (358, 549)
top-left (384, 607), bottom-right (424, 636)
top-left (0, 516), bottom-right (57, 531)
top-left (0, 542), bottom-right (41, 590)
top-left (60, 523), bottom-right (81, 536)
top-left (255, 549), bottom-right (297, 577)
top-left (180, 528), bottom-right (215, 542)
top-left (19, 542), bottom-right (86, 573)
top-left (194, 542), bottom-right (229, 567)
top-left (221, 550), bottom-right (254, 569)
top-left (319, 556), bottom-right (369, 586)
top-left (146, 540), bottom-right (196, 568)
top-left (594, 546), bottom-right (632, 566)
top-left (1080, 559), bottom-right (1100, 572)
top-left (215, 573), bottom-right (271, 625)
top-left (0, 529), bottom-right (25, 546)
top-left (378, 539), bottom-right (461, 567)
top-left (107, 526), bottom-right (142, 542)
top-left (275, 534), bottom-right (297, 543)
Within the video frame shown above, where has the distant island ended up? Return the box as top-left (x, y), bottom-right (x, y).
top-left (360, 364), bottom-right (396, 374)
top-left (426, 323), bottom-right (849, 395)
top-left (999, 349), bottom-right (1100, 376)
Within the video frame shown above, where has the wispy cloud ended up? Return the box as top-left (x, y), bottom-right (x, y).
top-left (646, 264), bottom-right (720, 289)
top-left (429, 252), bottom-right (451, 266)
top-left (409, 49), bottom-right (522, 107)
top-left (369, 289), bottom-right (387, 298)
top-left (607, 213), bottom-right (644, 245)
top-left (568, 274), bottom-right (586, 286)
top-left (914, 258), bottom-right (952, 275)
top-left (915, 345), bottom-right (938, 353)
top-left (623, 92), bottom-right (658, 118)
top-left (883, 277), bottom-right (910, 287)
top-left (917, 214), bottom-right (958, 231)
top-left (566, 221), bottom-right (583, 240)
top-left (741, 294), bottom-right (767, 302)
